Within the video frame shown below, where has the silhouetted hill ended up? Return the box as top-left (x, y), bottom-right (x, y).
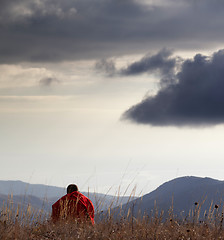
top-left (3, 177), bottom-right (224, 221)
top-left (0, 180), bottom-right (65, 199)
top-left (108, 176), bottom-right (224, 220)
top-left (0, 180), bottom-right (136, 213)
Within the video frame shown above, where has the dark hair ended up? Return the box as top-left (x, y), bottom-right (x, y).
top-left (67, 184), bottom-right (79, 194)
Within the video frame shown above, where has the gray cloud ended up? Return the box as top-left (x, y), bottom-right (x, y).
top-left (95, 59), bottom-right (116, 76)
top-left (120, 49), bottom-right (177, 76)
top-left (122, 49), bottom-right (224, 126)
top-left (39, 77), bottom-right (60, 87)
top-left (0, 0), bottom-right (77, 24)
top-left (1, 0), bottom-right (224, 63)
top-left (95, 49), bottom-right (180, 78)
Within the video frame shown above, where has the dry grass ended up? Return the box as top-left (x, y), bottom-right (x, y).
top-left (1, 195), bottom-right (224, 239)
top-left (1, 214), bottom-right (224, 239)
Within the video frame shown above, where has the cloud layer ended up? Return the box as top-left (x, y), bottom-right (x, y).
top-left (2, 0), bottom-right (224, 63)
top-left (123, 49), bottom-right (224, 126)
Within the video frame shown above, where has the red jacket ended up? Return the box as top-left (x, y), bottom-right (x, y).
top-left (52, 191), bottom-right (94, 225)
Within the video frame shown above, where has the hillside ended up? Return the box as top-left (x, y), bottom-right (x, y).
top-left (107, 176), bottom-right (224, 220)
top-left (2, 177), bottom-right (224, 220)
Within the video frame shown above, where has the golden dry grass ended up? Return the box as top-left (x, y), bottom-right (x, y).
top-left (1, 195), bottom-right (224, 239)
top-left (1, 214), bottom-right (224, 239)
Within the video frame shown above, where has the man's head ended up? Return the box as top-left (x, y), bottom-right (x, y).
top-left (67, 184), bottom-right (79, 194)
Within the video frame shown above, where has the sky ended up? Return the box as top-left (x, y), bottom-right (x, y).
top-left (1, 0), bottom-right (224, 196)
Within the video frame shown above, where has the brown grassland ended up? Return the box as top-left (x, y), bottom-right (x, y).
top-left (1, 195), bottom-right (224, 239)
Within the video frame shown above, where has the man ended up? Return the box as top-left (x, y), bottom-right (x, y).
top-left (51, 184), bottom-right (94, 225)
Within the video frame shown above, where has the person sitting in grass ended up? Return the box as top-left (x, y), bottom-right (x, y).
top-left (51, 184), bottom-right (94, 225)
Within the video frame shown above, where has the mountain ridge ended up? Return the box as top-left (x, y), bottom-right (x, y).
top-left (2, 176), bottom-right (224, 220)
top-left (112, 176), bottom-right (224, 220)
top-left (0, 180), bottom-right (136, 213)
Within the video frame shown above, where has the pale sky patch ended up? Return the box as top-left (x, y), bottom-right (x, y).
top-left (1, 0), bottom-right (224, 196)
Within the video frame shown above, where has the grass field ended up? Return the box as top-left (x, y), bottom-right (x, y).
top-left (1, 195), bottom-right (224, 239)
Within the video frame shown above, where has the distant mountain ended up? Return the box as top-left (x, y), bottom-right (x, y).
top-left (0, 180), bottom-right (136, 213)
top-left (0, 180), bottom-right (65, 199)
top-left (3, 177), bottom-right (223, 221)
top-left (106, 176), bottom-right (224, 221)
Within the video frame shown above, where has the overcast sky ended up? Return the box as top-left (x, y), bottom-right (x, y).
top-left (1, 0), bottom-right (224, 196)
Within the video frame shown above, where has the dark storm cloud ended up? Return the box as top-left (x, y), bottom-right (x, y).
top-left (95, 49), bottom-right (178, 78)
top-left (39, 77), bottom-right (60, 87)
top-left (120, 49), bottom-right (177, 76)
top-left (123, 49), bottom-right (224, 126)
top-left (1, 0), bottom-right (224, 63)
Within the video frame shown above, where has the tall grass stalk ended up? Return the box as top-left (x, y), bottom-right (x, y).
top-left (1, 191), bottom-right (224, 239)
